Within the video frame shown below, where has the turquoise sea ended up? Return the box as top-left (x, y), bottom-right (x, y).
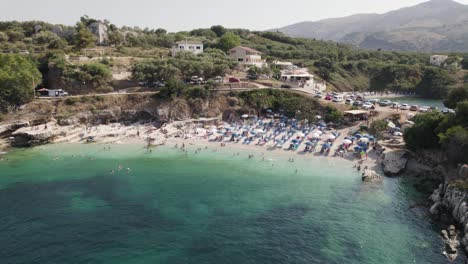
top-left (385, 97), bottom-right (445, 109)
top-left (0, 143), bottom-right (462, 264)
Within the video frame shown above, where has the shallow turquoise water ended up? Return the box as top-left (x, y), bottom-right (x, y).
top-left (385, 97), bottom-right (444, 109)
top-left (0, 143), bottom-right (459, 263)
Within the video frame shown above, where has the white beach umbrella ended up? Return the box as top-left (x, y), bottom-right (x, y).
top-left (311, 133), bottom-right (320, 139)
top-left (360, 137), bottom-right (370, 143)
top-left (387, 122), bottom-right (396, 129)
top-left (315, 115), bottom-right (322, 119)
top-left (327, 135), bottom-right (336, 140)
top-left (394, 132), bottom-right (403, 136)
top-left (313, 130), bottom-right (323, 135)
top-left (254, 129), bottom-right (264, 134)
top-left (343, 139), bottom-right (353, 145)
top-left (296, 132), bottom-right (305, 137)
top-left (241, 114), bottom-right (249, 118)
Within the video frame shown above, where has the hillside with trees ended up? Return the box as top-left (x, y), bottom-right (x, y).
top-left (0, 17), bottom-right (467, 112)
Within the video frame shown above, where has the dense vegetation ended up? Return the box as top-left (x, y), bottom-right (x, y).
top-left (0, 17), bottom-right (467, 112)
top-left (404, 86), bottom-right (468, 165)
top-left (132, 49), bottom-right (236, 82)
top-left (0, 54), bottom-right (41, 111)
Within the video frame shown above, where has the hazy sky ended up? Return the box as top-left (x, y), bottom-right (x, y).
top-left (2, 0), bottom-right (468, 31)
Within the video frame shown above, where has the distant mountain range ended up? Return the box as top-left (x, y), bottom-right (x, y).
top-left (272, 0), bottom-right (468, 52)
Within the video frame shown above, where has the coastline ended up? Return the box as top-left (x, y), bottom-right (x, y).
top-left (1, 118), bottom-right (382, 176)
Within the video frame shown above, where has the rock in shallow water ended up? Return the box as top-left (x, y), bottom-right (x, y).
top-left (361, 169), bottom-right (383, 183)
top-left (381, 150), bottom-right (408, 176)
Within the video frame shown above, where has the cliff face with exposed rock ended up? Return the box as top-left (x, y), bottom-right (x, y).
top-left (430, 165), bottom-right (468, 260)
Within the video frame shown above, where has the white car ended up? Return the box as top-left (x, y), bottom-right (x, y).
top-left (345, 99), bottom-right (354, 105)
top-left (419, 106), bottom-right (429, 112)
top-left (333, 96), bottom-right (344, 102)
top-left (400, 104), bottom-right (410, 110)
top-left (362, 102), bottom-right (374, 110)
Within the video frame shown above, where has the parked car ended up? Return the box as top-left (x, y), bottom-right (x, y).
top-left (281, 84), bottom-right (292, 89)
top-left (442, 108), bottom-right (456, 114)
top-left (400, 104), bottom-right (410, 110)
top-left (409, 105), bottom-right (419, 111)
top-left (247, 74), bottom-right (258, 80)
top-left (391, 102), bottom-right (401, 109)
top-left (229, 77), bottom-right (240, 83)
top-left (379, 100), bottom-right (392, 107)
top-left (332, 96), bottom-right (344, 102)
top-left (314, 92), bottom-right (323, 98)
top-left (368, 98), bottom-right (380, 104)
top-left (362, 102), bottom-right (374, 110)
top-left (419, 106), bottom-right (430, 112)
top-left (353, 100), bottom-right (363, 107)
top-left (345, 99), bottom-right (354, 105)
top-left (325, 95), bottom-right (333, 100)
top-left (213, 76), bottom-right (223, 83)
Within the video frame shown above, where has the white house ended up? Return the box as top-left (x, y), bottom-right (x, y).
top-left (171, 40), bottom-right (204, 56)
top-left (229, 46), bottom-right (266, 67)
top-left (273, 61), bottom-right (294, 70)
top-left (280, 68), bottom-right (313, 82)
top-left (430, 55), bottom-right (448, 67)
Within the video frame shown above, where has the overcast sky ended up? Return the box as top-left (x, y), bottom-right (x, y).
top-left (1, 0), bottom-right (468, 31)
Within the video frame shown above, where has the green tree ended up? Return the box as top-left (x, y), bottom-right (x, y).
top-left (210, 25), bottom-right (227, 38)
top-left (74, 22), bottom-right (96, 50)
top-left (157, 78), bottom-right (187, 99)
top-left (461, 55), bottom-right (468, 70)
top-left (438, 126), bottom-right (468, 165)
top-left (0, 32), bottom-right (8, 42)
top-left (370, 119), bottom-right (388, 139)
top-left (33, 31), bottom-right (67, 49)
top-left (218, 32), bottom-right (240, 52)
top-left (324, 106), bottom-right (342, 123)
top-left (132, 59), bottom-right (179, 83)
top-left (404, 111), bottom-right (446, 150)
top-left (444, 85), bottom-right (468, 109)
top-left (6, 30), bottom-right (25, 42)
top-left (0, 54), bottom-right (42, 111)
top-left (415, 67), bottom-right (455, 99)
top-left (247, 66), bottom-right (260, 76)
top-left (108, 31), bottom-right (125, 46)
top-left (455, 100), bottom-right (468, 127)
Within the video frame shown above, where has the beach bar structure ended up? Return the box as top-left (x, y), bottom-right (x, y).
top-left (344, 110), bottom-right (369, 121)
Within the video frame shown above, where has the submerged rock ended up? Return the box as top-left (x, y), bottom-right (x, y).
top-left (361, 169), bottom-right (383, 183)
top-left (381, 150), bottom-right (408, 176)
top-left (441, 225), bottom-right (460, 261)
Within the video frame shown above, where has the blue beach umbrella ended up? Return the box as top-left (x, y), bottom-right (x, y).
top-left (358, 142), bottom-right (368, 148)
top-left (322, 143), bottom-right (331, 149)
top-left (354, 133), bottom-right (363, 139)
top-left (266, 109), bottom-right (273, 113)
top-left (305, 142), bottom-right (313, 146)
top-left (354, 146), bottom-right (362, 151)
top-left (292, 139), bottom-right (299, 143)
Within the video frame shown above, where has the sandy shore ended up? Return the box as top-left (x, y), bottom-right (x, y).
top-left (3, 116), bottom-right (385, 176)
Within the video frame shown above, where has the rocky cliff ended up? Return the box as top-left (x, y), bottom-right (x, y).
top-left (430, 165), bottom-right (468, 260)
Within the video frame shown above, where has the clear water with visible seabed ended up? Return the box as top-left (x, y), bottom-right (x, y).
top-left (0, 143), bottom-right (463, 264)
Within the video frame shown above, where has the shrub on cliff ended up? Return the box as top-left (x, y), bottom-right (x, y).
top-left (370, 119), bottom-right (388, 139)
top-left (404, 111), bottom-right (446, 151)
top-left (0, 53), bottom-right (42, 111)
top-left (444, 85), bottom-right (468, 109)
top-left (438, 126), bottom-right (468, 165)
